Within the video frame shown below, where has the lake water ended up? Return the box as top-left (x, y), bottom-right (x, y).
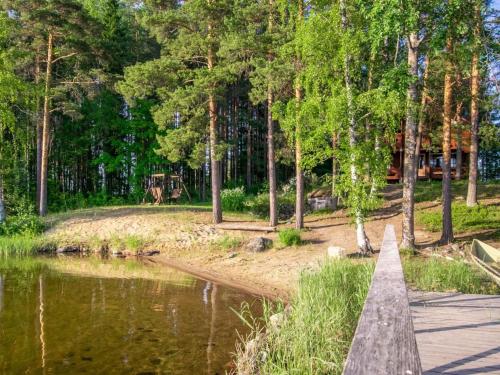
top-left (0, 256), bottom-right (261, 374)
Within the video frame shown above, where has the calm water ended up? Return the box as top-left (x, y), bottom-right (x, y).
top-left (0, 257), bottom-right (261, 374)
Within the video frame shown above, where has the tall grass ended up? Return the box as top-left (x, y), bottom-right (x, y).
top-left (0, 235), bottom-right (55, 257)
top-left (242, 259), bottom-right (374, 375)
top-left (403, 256), bottom-right (499, 295)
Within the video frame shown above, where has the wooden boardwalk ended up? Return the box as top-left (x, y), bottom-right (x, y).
top-left (409, 291), bottom-right (500, 375)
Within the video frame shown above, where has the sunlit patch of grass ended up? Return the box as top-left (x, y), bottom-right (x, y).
top-left (211, 235), bottom-right (244, 251)
top-left (108, 235), bottom-right (146, 253)
top-left (403, 255), bottom-right (499, 294)
top-left (235, 259), bottom-right (374, 374)
top-left (414, 180), bottom-right (499, 203)
top-left (0, 235), bottom-right (56, 257)
top-left (416, 202), bottom-right (499, 233)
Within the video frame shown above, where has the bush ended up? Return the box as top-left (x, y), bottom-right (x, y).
top-left (246, 192), bottom-right (295, 220)
top-left (221, 187), bottom-right (247, 212)
top-left (278, 228), bottom-right (301, 246)
top-left (416, 202), bottom-right (499, 233)
top-left (0, 202), bottom-right (44, 237)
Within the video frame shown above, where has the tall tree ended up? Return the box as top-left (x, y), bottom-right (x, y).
top-left (401, 31), bottom-right (420, 249)
top-left (118, 0), bottom-right (233, 224)
top-left (440, 33), bottom-right (454, 244)
top-left (466, 0), bottom-right (482, 207)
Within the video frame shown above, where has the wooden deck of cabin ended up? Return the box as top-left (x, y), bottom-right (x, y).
top-left (410, 291), bottom-right (500, 375)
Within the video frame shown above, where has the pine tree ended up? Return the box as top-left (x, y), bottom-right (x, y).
top-left (118, 0), bottom-right (233, 224)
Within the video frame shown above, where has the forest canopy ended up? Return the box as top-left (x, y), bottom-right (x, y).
top-left (0, 0), bottom-right (498, 251)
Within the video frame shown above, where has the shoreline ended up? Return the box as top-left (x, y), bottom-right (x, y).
top-left (145, 255), bottom-right (290, 301)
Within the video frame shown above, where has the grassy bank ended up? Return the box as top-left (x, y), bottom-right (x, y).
top-left (236, 259), bottom-right (375, 375)
top-left (0, 235), bottom-right (55, 257)
top-left (403, 255), bottom-right (500, 295)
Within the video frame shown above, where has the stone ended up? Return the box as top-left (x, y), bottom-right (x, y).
top-left (228, 252), bottom-right (238, 259)
top-left (327, 246), bottom-right (346, 258)
top-left (244, 237), bottom-right (273, 253)
top-left (56, 245), bottom-right (80, 253)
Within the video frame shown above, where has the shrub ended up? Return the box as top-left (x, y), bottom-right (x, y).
top-left (221, 187), bottom-right (247, 212)
top-left (247, 192), bottom-right (295, 220)
top-left (0, 202), bottom-right (44, 237)
top-left (278, 228), bottom-right (301, 246)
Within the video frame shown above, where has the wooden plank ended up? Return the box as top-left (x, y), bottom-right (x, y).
top-left (409, 291), bottom-right (500, 374)
top-left (343, 224), bottom-right (422, 375)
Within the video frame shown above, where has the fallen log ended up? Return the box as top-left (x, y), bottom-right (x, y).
top-left (216, 224), bottom-right (277, 232)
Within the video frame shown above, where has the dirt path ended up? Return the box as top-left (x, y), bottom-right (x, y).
top-left (45, 186), bottom-right (497, 299)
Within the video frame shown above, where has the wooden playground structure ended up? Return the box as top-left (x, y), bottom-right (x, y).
top-left (142, 174), bottom-right (191, 205)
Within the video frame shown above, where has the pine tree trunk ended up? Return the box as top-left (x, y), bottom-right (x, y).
top-left (294, 0), bottom-right (304, 230)
top-left (39, 33), bottom-right (53, 217)
top-left (454, 74), bottom-right (463, 180)
top-left (467, 1), bottom-right (481, 207)
top-left (35, 49), bottom-right (42, 209)
top-left (246, 108), bottom-right (252, 189)
top-left (0, 175), bottom-right (5, 224)
top-left (441, 35), bottom-right (454, 244)
top-left (267, 0), bottom-right (278, 227)
top-left (331, 133), bottom-right (338, 210)
top-left (340, 0), bottom-right (372, 254)
top-left (415, 54), bottom-right (429, 175)
top-left (401, 33), bottom-right (419, 249)
top-left (208, 22), bottom-right (222, 223)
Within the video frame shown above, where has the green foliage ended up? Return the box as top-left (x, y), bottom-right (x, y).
top-left (417, 203), bottom-right (499, 233)
top-left (403, 256), bottom-right (499, 295)
top-left (246, 192), bottom-right (296, 220)
top-left (256, 259), bottom-right (375, 374)
top-left (221, 187), bottom-right (247, 212)
top-left (278, 228), bottom-right (301, 247)
top-left (0, 202), bottom-right (44, 236)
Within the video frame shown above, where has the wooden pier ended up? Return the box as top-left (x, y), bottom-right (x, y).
top-left (343, 224), bottom-right (500, 375)
top-left (410, 291), bottom-right (500, 375)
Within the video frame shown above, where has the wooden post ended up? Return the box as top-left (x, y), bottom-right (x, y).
top-left (343, 224), bottom-right (422, 375)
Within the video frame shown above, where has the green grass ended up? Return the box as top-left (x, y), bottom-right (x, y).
top-left (236, 259), bottom-right (374, 375)
top-left (108, 234), bottom-right (146, 253)
top-left (211, 235), bottom-right (243, 251)
top-left (414, 179), bottom-right (499, 203)
top-left (278, 228), bottom-right (302, 247)
top-left (416, 202), bottom-right (499, 233)
top-left (0, 235), bottom-right (55, 257)
top-left (403, 256), bottom-right (500, 295)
